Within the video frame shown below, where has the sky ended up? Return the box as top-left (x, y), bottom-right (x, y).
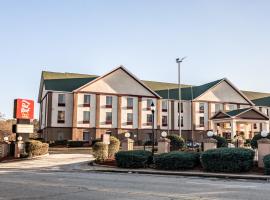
top-left (0, 0), bottom-right (270, 119)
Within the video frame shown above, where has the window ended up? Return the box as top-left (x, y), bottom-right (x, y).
top-left (147, 114), bottom-right (153, 125)
top-left (147, 99), bottom-right (152, 110)
top-left (127, 113), bottom-right (133, 125)
top-left (199, 117), bottom-right (204, 127)
top-left (199, 103), bottom-right (204, 113)
top-left (106, 112), bottom-right (112, 124)
top-left (162, 101), bottom-right (167, 112)
top-left (228, 104), bottom-right (236, 111)
top-left (177, 116), bottom-right (184, 127)
top-left (162, 116), bottom-right (167, 126)
top-left (106, 96), bottom-right (113, 108)
top-left (83, 131), bottom-right (90, 141)
top-left (267, 109), bottom-right (269, 116)
top-left (127, 97), bottom-right (133, 109)
top-left (83, 95), bottom-right (91, 107)
top-left (83, 111), bottom-right (90, 123)
top-left (215, 104), bottom-right (223, 113)
top-left (58, 94), bottom-right (65, 107)
top-left (57, 111), bottom-right (65, 123)
top-left (178, 102), bottom-right (183, 113)
top-left (254, 123), bottom-right (258, 129)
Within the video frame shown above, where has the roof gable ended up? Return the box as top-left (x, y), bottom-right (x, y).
top-left (76, 66), bottom-right (161, 97)
top-left (252, 96), bottom-right (270, 107)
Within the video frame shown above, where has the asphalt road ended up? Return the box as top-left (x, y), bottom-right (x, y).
top-left (0, 154), bottom-right (270, 200)
top-left (0, 169), bottom-right (270, 200)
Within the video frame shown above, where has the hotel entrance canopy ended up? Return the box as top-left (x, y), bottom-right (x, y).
top-left (211, 108), bottom-right (269, 139)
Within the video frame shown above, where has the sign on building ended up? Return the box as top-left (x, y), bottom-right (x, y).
top-left (14, 99), bottom-right (34, 120)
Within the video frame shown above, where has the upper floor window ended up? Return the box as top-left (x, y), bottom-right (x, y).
top-left (147, 99), bottom-right (152, 110)
top-left (215, 103), bottom-right (223, 113)
top-left (199, 103), bottom-right (204, 113)
top-left (57, 111), bottom-right (65, 123)
top-left (178, 102), bottom-right (183, 113)
top-left (127, 113), bottom-right (133, 125)
top-left (106, 112), bottom-right (112, 124)
top-left (106, 96), bottom-right (113, 108)
top-left (147, 114), bottom-right (153, 125)
top-left (199, 116), bottom-right (204, 127)
top-left (127, 97), bottom-right (133, 109)
top-left (58, 94), bottom-right (65, 107)
top-left (83, 95), bottom-right (91, 107)
top-left (178, 116), bottom-right (184, 127)
top-left (162, 116), bottom-right (168, 126)
top-left (227, 104), bottom-right (236, 111)
top-left (162, 101), bottom-right (168, 112)
top-left (83, 111), bottom-right (90, 124)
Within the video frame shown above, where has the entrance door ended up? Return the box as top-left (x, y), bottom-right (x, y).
top-left (83, 131), bottom-right (90, 141)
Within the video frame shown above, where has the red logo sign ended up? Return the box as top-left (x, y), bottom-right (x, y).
top-left (14, 99), bottom-right (34, 119)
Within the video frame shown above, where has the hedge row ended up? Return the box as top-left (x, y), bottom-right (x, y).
top-left (115, 150), bottom-right (152, 168)
top-left (263, 155), bottom-right (270, 175)
top-left (201, 148), bottom-right (254, 173)
top-left (154, 151), bottom-right (199, 170)
top-left (26, 140), bottom-right (49, 157)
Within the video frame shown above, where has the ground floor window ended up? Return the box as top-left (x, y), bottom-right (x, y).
top-left (83, 131), bottom-right (90, 141)
top-left (199, 117), bottom-right (204, 127)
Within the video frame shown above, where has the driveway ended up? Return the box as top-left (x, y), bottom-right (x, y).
top-left (0, 154), bottom-right (94, 171)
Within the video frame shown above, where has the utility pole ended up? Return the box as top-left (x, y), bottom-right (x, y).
top-left (176, 57), bottom-right (186, 138)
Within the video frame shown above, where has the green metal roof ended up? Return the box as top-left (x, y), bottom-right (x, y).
top-left (155, 79), bottom-right (223, 100)
top-left (252, 96), bottom-right (270, 107)
top-left (44, 77), bottom-right (97, 92)
top-left (225, 108), bottom-right (250, 117)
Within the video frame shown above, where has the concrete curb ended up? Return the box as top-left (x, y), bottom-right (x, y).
top-left (1, 153), bottom-right (49, 163)
top-left (88, 165), bottom-right (270, 181)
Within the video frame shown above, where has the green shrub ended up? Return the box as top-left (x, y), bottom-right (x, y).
top-left (26, 140), bottom-right (49, 157)
top-left (115, 150), bottom-right (152, 168)
top-left (92, 142), bottom-right (108, 162)
top-left (154, 151), bottom-right (200, 170)
top-left (67, 140), bottom-right (89, 147)
top-left (167, 134), bottom-right (185, 151)
top-left (108, 136), bottom-right (120, 158)
top-left (201, 148), bottom-right (254, 173)
top-left (212, 135), bottom-right (228, 148)
top-left (263, 154), bottom-right (270, 175)
top-left (251, 133), bottom-right (270, 149)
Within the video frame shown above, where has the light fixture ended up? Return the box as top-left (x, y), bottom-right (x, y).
top-left (125, 132), bottom-right (130, 138)
top-left (261, 130), bottom-right (268, 138)
top-left (17, 136), bottom-right (23, 141)
top-left (161, 131), bottom-right (168, 138)
top-left (3, 136), bottom-right (8, 142)
top-left (207, 131), bottom-right (214, 138)
top-left (150, 101), bottom-right (155, 112)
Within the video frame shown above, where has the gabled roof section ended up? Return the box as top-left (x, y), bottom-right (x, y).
top-left (75, 66), bottom-right (161, 98)
top-left (211, 107), bottom-right (269, 120)
top-left (156, 79), bottom-right (224, 100)
top-left (252, 96), bottom-right (270, 107)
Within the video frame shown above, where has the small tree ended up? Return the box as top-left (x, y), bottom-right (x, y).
top-left (212, 135), bottom-right (228, 148)
top-left (93, 142), bottom-right (108, 162)
top-left (167, 134), bottom-right (185, 151)
top-left (108, 136), bottom-right (120, 158)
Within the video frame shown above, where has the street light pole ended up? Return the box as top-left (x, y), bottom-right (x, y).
top-left (176, 57), bottom-right (186, 138)
top-left (151, 101), bottom-right (155, 156)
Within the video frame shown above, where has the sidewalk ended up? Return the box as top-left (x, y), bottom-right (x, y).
top-left (83, 164), bottom-right (270, 181)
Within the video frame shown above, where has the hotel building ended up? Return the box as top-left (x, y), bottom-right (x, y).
top-left (38, 66), bottom-right (270, 143)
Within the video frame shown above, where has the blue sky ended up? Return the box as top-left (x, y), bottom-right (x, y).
top-left (0, 0), bottom-right (270, 118)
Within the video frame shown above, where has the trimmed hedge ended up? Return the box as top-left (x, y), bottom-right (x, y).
top-left (263, 154), bottom-right (270, 175)
top-left (115, 150), bottom-right (152, 168)
top-left (166, 134), bottom-right (185, 151)
top-left (93, 142), bottom-right (108, 162)
top-left (251, 133), bottom-right (270, 149)
top-left (212, 135), bottom-right (228, 148)
top-left (201, 148), bottom-right (254, 173)
top-left (154, 151), bottom-right (200, 170)
top-left (26, 140), bottom-right (49, 157)
top-left (108, 136), bottom-right (120, 158)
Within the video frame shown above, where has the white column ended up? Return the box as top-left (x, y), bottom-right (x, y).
top-left (231, 120), bottom-right (237, 139)
top-left (263, 121), bottom-right (270, 132)
top-left (213, 122), bottom-right (217, 133)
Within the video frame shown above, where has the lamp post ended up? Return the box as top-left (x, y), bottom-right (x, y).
top-left (151, 101), bottom-right (155, 156)
top-left (176, 57), bottom-right (186, 138)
